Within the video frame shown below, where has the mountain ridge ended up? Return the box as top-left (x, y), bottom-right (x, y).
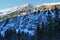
top-left (0, 2), bottom-right (60, 21)
top-left (0, 3), bottom-right (60, 38)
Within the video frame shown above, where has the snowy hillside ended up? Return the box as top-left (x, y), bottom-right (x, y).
top-left (0, 3), bottom-right (60, 21)
top-left (0, 3), bottom-right (60, 40)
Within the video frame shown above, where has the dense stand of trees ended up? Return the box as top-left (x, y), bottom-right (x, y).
top-left (0, 7), bottom-right (60, 40)
top-left (33, 7), bottom-right (60, 40)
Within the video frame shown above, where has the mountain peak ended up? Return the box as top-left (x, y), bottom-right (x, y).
top-left (1, 2), bottom-right (60, 21)
top-left (23, 3), bottom-right (31, 6)
top-left (20, 3), bottom-right (33, 8)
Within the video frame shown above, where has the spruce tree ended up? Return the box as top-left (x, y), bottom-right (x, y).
top-left (46, 10), bottom-right (53, 40)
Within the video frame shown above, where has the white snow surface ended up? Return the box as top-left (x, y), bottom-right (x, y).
top-left (0, 2), bottom-right (60, 17)
top-left (36, 2), bottom-right (60, 7)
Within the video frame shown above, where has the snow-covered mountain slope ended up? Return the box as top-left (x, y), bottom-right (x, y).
top-left (0, 3), bottom-right (60, 21)
top-left (0, 3), bottom-right (60, 37)
top-left (0, 4), bottom-right (33, 16)
top-left (0, 9), bottom-right (60, 37)
top-left (0, 3), bottom-right (34, 21)
top-left (0, 10), bottom-right (47, 37)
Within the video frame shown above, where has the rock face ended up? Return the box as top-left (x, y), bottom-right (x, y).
top-left (0, 3), bottom-right (60, 40)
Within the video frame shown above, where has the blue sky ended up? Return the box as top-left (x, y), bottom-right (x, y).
top-left (0, 0), bottom-right (60, 10)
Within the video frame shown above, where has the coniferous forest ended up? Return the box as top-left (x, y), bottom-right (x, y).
top-left (0, 6), bottom-right (60, 40)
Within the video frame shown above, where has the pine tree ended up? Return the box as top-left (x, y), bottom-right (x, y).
top-left (20, 32), bottom-right (25, 40)
top-left (54, 6), bottom-right (59, 32)
top-left (0, 33), bottom-right (3, 40)
top-left (42, 22), bottom-right (44, 32)
top-left (35, 23), bottom-right (41, 40)
top-left (46, 10), bottom-right (53, 40)
top-left (5, 29), bottom-right (18, 40)
top-left (41, 22), bottom-right (45, 40)
top-left (31, 35), bottom-right (35, 40)
top-left (17, 30), bottom-right (21, 40)
top-left (54, 6), bottom-right (60, 40)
